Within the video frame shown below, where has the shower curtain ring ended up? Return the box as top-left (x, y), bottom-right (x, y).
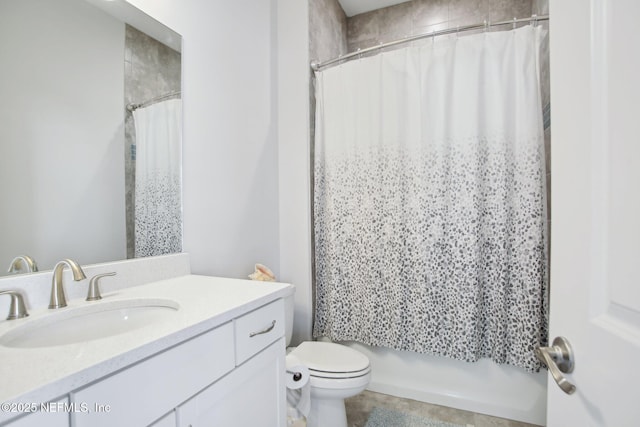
top-left (513, 17), bottom-right (517, 30)
top-left (532, 14), bottom-right (538, 27)
top-left (484, 20), bottom-right (488, 32)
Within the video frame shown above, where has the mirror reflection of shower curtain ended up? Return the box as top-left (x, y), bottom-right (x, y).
top-left (132, 99), bottom-right (182, 257)
top-left (313, 26), bottom-right (548, 372)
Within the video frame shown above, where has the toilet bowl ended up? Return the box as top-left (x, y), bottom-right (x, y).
top-left (285, 296), bottom-right (371, 427)
top-left (289, 341), bottom-right (371, 427)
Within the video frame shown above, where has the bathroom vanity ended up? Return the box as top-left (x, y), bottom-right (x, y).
top-left (0, 275), bottom-right (293, 426)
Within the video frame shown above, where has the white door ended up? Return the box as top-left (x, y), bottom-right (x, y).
top-left (548, 0), bottom-right (640, 425)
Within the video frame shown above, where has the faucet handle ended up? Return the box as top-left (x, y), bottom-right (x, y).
top-left (0, 290), bottom-right (29, 320)
top-left (86, 272), bottom-right (116, 301)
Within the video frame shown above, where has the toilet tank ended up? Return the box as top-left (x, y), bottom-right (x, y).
top-left (284, 293), bottom-right (294, 347)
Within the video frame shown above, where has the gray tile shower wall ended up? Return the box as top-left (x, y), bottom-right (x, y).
top-left (309, 0), bottom-right (348, 63)
top-left (346, 0), bottom-right (534, 51)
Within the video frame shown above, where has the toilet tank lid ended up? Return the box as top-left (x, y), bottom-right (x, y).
top-left (291, 341), bottom-right (370, 373)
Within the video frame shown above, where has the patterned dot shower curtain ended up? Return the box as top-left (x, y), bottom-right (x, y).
top-left (313, 26), bottom-right (548, 372)
top-left (133, 98), bottom-right (183, 258)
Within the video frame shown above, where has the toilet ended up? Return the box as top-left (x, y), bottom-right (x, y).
top-left (285, 295), bottom-right (371, 427)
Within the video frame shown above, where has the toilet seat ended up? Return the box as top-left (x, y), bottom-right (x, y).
top-left (290, 341), bottom-right (371, 379)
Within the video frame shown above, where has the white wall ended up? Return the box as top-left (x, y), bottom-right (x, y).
top-left (125, 0), bottom-right (281, 280)
top-left (276, 0), bottom-right (313, 343)
top-left (0, 0), bottom-right (126, 272)
top-left (127, 0), bottom-right (313, 343)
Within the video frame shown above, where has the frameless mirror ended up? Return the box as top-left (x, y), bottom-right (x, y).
top-left (0, 0), bottom-right (182, 276)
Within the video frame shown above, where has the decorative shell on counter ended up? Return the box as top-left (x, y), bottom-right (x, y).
top-left (248, 263), bottom-right (276, 282)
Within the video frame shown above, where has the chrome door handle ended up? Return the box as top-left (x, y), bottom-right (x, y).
top-left (535, 336), bottom-right (576, 395)
top-left (249, 320), bottom-right (276, 337)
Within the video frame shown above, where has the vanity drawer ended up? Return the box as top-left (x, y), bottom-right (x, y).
top-left (71, 322), bottom-right (235, 427)
top-left (235, 299), bottom-right (285, 364)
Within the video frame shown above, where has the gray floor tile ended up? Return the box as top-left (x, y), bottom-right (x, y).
top-left (346, 390), bottom-right (543, 427)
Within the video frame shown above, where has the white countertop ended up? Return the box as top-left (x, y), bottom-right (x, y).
top-left (0, 274), bottom-right (293, 423)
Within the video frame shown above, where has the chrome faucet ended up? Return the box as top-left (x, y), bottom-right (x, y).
top-left (0, 290), bottom-right (29, 320)
top-left (7, 255), bottom-right (38, 274)
top-left (49, 259), bottom-right (86, 309)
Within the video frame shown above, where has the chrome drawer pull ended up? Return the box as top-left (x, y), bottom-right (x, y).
top-left (249, 320), bottom-right (276, 337)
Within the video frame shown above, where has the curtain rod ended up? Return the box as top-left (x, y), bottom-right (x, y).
top-left (127, 91), bottom-right (181, 112)
top-left (311, 14), bottom-right (549, 71)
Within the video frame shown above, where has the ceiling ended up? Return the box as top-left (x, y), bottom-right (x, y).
top-left (337, 0), bottom-right (413, 17)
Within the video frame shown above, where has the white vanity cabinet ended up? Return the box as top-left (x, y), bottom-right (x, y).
top-left (179, 300), bottom-right (286, 427)
top-left (178, 338), bottom-right (285, 426)
top-left (0, 275), bottom-right (292, 427)
top-left (70, 298), bottom-right (285, 427)
top-left (71, 322), bottom-right (235, 427)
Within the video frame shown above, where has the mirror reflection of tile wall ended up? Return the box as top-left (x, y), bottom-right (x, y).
top-left (124, 26), bottom-right (181, 258)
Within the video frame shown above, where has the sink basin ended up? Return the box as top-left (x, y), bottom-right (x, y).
top-left (0, 298), bottom-right (179, 348)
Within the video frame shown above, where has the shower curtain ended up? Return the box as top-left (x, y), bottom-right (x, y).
top-left (313, 26), bottom-right (548, 372)
top-left (133, 98), bottom-right (182, 258)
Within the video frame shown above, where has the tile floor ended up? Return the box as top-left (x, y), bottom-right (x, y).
top-left (345, 390), bottom-right (543, 427)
